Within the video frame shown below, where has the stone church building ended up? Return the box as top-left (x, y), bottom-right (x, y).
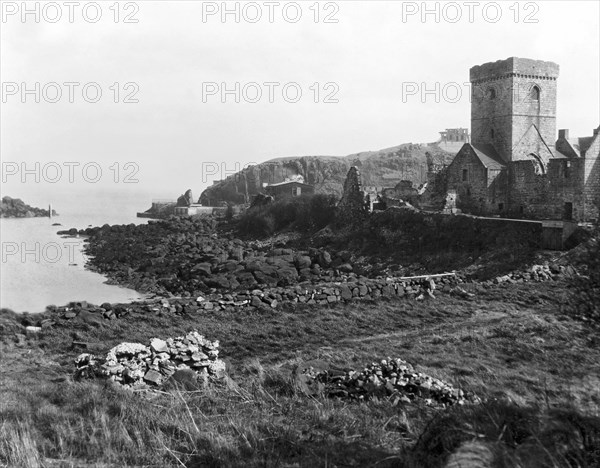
top-left (445, 57), bottom-right (599, 222)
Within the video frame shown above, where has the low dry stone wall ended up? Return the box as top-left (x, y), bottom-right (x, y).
top-left (302, 358), bottom-right (477, 407)
top-left (75, 331), bottom-right (225, 389)
top-left (34, 261), bottom-right (576, 327)
top-left (50, 275), bottom-right (457, 322)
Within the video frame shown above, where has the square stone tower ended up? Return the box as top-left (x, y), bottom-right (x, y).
top-left (470, 57), bottom-right (559, 162)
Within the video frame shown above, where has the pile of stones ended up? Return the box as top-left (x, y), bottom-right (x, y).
top-left (487, 263), bottom-right (577, 286)
top-left (75, 331), bottom-right (226, 388)
top-left (303, 358), bottom-right (474, 407)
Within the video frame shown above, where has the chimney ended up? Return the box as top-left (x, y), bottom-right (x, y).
top-left (558, 129), bottom-right (569, 140)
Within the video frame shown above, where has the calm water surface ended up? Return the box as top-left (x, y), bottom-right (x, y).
top-left (0, 191), bottom-right (158, 313)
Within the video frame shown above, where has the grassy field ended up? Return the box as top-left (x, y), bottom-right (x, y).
top-left (1, 280), bottom-right (599, 467)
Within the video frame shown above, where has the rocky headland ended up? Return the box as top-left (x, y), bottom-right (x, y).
top-left (0, 196), bottom-right (58, 218)
top-left (199, 143), bottom-right (454, 206)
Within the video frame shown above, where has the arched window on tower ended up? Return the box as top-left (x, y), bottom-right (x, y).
top-left (530, 85), bottom-right (540, 101)
top-left (487, 87), bottom-right (497, 100)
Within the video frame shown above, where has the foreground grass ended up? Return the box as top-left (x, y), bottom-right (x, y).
top-left (1, 281), bottom-right (599, 467)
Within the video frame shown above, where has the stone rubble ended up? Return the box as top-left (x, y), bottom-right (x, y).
top-left (303, 358), bottom-right (477, 407)
top-left (74, 330), bottom-right (226, 389)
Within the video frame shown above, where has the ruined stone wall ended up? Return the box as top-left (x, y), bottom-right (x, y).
top-left (507, 159), bottom-right (586, 220)
top-left (583, 136), bottom-right (600, 222)
top-left (337, 166), bottom-right (367, 223)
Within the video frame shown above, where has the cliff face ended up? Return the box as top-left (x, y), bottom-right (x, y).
top-left (199, 143), bottom-right (455, 205)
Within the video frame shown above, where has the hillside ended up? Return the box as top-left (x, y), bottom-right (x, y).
top-left (199, 142), bottom-right (454, 205)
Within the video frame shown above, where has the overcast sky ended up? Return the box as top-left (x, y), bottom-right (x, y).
top-left (1, 0), bottom-right (599, 201)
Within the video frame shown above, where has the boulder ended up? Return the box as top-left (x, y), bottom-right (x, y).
top-left (317, 251), bottom-right (332, 268)
top-left (294, 255), bottom-right (312, 270)
top-left (176, 189), bottom-right (194, 207)
top-left (192, 263), bottom-right (212, 276)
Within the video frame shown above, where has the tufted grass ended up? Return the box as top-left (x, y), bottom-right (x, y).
top-left (1, 280), bottom-right (599, 467)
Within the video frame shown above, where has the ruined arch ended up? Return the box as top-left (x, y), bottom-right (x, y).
top-left (529, 153), bottom-right (546, 175)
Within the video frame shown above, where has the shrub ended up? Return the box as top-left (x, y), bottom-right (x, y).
top-left (238, 194), bottom-right (336, 237)
top-left (238, 209), bottom-right (276, 237)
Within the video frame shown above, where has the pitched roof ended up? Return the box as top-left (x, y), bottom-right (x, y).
top-left (266, 180), bottom-right (313, 188)
top-left (470, 144), bottom-right (506, 170)
top-left (550, 146), bottom-right (570, 159)
top-left (578, 136), bottom-right (596, 155)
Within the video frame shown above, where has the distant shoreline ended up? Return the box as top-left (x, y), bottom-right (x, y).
top-left (0, 196), bottom-right (58, 218)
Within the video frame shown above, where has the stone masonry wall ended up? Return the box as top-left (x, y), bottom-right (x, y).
top-left (507, 159), bottom-right (586, 220)
top-left (470, 58), bottom-right (559, 162)
top-left (446, 148), bottom-right (490, 214)
top-left (583, 136), bottom-right (600, 222)
top-left (337, 166), bottom-right (367, 223)
top-left (446, 146), bottom-right (508, 214)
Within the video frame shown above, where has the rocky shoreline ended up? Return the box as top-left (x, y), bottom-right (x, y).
top-left (53, 215), bottom-right (578, 312)
top-left (1, 196), bottom-right (58, 218)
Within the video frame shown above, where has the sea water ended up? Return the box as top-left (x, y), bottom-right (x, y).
top-left (0, 190), bottom-right (165, 313)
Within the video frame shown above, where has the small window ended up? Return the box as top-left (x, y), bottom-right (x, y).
top-left (519, 206), bottom-right (524, 214)
top-left (487, 87), bottom-right (496, 100)
top-left (490, 129), bottom-right (495, 139)
top-left (564, 161), bottom-right (571, 179)
top-left (466, 187), bottom-right (471, 196)
top-left (292, 186), bottom-right (301, 196)
top-left (498, 203), bottom-right (504, 212)
top-left (462, 169), bottom-right (468, 181)
top-left (530, 85), bottom-right (540, 101)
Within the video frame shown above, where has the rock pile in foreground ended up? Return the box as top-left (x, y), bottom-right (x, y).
top-left (303, 358), bottom-right (476, 407)
top-left (75, 331), bottom-right (226, 388)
